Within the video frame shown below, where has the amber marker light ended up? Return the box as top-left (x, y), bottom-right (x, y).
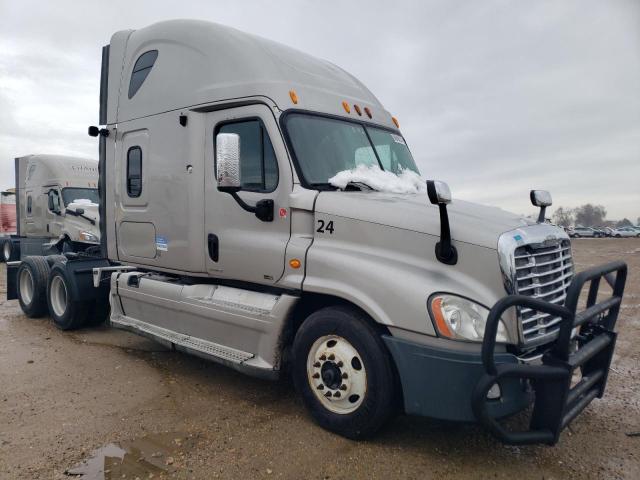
top-left (289, 259), bottom-right (302, 269)
top-left (364, 107), bottom-right (372, 118)
top-left (431, 297), bottom-right (453, 338)
top-left (354, 104), bottom-right (362, 116)
top-left (289, 90), bottom-right (298, 104)
top-left (342, 101), bottom-right (351, 113)
top-left (392, 116), bottom-right (400, 128)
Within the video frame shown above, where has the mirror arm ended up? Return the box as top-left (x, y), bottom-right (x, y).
top-left (435, 203), bottom-right (458, 265)
top-left (223, 190), bottom-right (274, 222)
top-left (537, 205), bottom-right (547, 223)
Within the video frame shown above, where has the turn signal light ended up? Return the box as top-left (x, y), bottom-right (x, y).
top-left (392, 116), bottom-right (400, 128)
top-left (342, 101), bottom-right (351, 114)
top-left (289, 90), bottom-right (298, 104)
top-left (430, 297), bottom-right (453, 338)
top-left (289, 259), bottom-right (302, 269)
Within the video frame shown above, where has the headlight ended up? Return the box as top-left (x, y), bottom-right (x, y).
top-left (429, 294), bottom-right (508, 343)
top-left (78, 231), bottom-right (99, 243)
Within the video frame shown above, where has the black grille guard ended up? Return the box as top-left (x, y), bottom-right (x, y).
top-left (472, 261), bottom-right (627, 445)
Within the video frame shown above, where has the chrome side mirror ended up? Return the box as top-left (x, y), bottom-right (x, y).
top-left (215, 132), bottom-right (274, 222)
top-left (530, 190), bottom-right (552, 223)
top-left (427, 180), bottom-right (452, 205)
top-left (530, 190), bottom-right (552, 208)
top-left (426, 180), bottom-right (457, 265)
top-left (216, 133), bottom-right (241, 192)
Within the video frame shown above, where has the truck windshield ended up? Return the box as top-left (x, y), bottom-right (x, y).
top-left (61, 188), bottom-right (99, 206)
top-left (283, 113), bottom-right (420, 187)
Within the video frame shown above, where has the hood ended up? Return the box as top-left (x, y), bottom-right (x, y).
top-left (314, 191), bottom-right (535, 249)
top-left (67, 201), bottom-right (99, 222)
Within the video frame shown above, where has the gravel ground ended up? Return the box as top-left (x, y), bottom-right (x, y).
top-left (0, 238), bottom-right (638, 479)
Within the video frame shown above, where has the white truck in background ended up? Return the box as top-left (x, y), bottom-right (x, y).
top-left (6, 20), bottom-right (629, 445)
top-left (1, 154), bottom-right (101, 263)
top-left (0, 189), bottom-right (17, 257)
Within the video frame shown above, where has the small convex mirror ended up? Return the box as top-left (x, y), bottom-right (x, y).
top-left (530, 190), bottom-right (552, 207)
top-left (426, 180), bottom-right (452, 205)
top-left (216, 133), bottom-right (241, 192)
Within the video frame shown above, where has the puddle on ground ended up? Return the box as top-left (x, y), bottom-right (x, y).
top-left (65, 432), bottom-right (196, 479)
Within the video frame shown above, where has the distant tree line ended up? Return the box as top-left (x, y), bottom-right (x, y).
top-left (552, 204), bottom-right (637, 228)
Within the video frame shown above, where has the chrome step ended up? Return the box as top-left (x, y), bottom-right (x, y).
top-left (111, 315), bottom-right (254, 364)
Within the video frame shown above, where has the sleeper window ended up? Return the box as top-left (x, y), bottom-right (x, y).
top-left (217, 120), bottom-right (278, 192)
top-left (128, 50), bottom-right (158, 99)
top-left (27, 196), bottom-right (32, 215)
top-left (127, 147), bottom-right (142, 197)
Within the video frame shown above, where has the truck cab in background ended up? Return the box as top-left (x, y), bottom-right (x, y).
top-left (1, 154), bottom-right (101, 263)
top-left (8, 20), bottom-right (628, 445)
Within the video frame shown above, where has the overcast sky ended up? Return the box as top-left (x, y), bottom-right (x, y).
top-left (1, 0), bottom-right (638, 220)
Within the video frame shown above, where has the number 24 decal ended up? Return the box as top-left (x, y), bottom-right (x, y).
top-left (316, 219), bottom-right (335, 234)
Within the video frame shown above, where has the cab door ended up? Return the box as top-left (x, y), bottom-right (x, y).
top-left (46, 188), bottom-right (63, 237)
top-left (204, 104), bottom-right (293, 285)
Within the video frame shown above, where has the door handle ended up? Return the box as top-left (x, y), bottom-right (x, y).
top-left (208, 233), bottom-right (219, 262)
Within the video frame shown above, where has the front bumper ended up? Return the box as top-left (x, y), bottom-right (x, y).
top-left (385, 260), bottom-right (626, 446)
top-left (383, 335), bottom-right (532, 422)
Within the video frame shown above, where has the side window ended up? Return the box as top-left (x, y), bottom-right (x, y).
top-left (48, 190), bottom-right (61, 213)
top-left (127, 147), bottom-right (142, 198)
top-left (217, 120), bottom-right (278, 192)
top-left (128, 50), bottom-right (158, 99)
top-left (27, 196), bottom-right (32, 216)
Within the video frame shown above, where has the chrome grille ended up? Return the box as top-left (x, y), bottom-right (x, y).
top-left (513, 239), bottom-right (573, 345)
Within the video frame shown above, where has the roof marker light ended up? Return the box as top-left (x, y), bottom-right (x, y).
top-left (354, 104), bottom-right (362, 116)
top-left (342, 101), bottom-right (351, 114)
top-left (364, 107), bottom-right (372, 119)
top-left (289, 90), bottom-right (298, 104)
top-left (392, 116), bottom-right (400, 128)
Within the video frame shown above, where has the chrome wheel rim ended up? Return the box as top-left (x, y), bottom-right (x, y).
top-left (19, 268), bottom-right (34, 305)
top-left (50, 275), bottom-right (68, 317)
top-left (3, 242), bottom-right (10, 260)
top-left (307, 335), bottom-right (367, 414)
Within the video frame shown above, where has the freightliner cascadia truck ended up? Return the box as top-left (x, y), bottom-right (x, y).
top-left (6, 20), bottom-right (628, 445)
top-left (1, 154), bottom-right (101, 263)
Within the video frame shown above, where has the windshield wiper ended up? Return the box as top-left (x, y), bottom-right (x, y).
top-left (344, 181), bottom-right (374, 192)
top-left (309, 182), bottom-right (338, 191)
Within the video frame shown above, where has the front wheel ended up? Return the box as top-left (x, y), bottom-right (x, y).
top-left (292, 305), bottom-right (398, 439)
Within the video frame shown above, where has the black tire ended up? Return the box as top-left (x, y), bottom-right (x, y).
top-left (46, 262), bottom-right (91, 330)
top-left (292, 305), bottom-right (398, 439)
top-left (16, 256), bottom-right (51, 317)
top-left (2, 239), bottom-right (19, 262)
top-left (45, 254), bottom-right (67, 267)
top-left (615, 234), bottom-right (621, 238)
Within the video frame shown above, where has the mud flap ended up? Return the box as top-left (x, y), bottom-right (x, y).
top-left (6, 261), bottom-right (19, 300)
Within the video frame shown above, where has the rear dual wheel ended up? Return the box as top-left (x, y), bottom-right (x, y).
top-left (17, 256), bottom-right (51, 317)
top-left (46, 263), bottom-right (92, 330)
top-left (292, 305), bottom-right (398, 439)
top-left (2, 239), bottom-right (18, 262)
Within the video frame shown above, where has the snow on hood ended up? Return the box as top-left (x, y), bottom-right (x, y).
top-left (69, 199), bottom-right (96, 205)
top-left (329, 165), bottom-right (427, 194)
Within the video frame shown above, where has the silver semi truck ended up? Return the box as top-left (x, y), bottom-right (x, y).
top-left (1, 154), bottom-right (101, 262)
top-left (7, 20), bottom-right (628, 445)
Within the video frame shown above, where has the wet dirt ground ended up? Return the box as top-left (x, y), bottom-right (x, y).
top-left (1, 238), bottom-right (638, 479)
